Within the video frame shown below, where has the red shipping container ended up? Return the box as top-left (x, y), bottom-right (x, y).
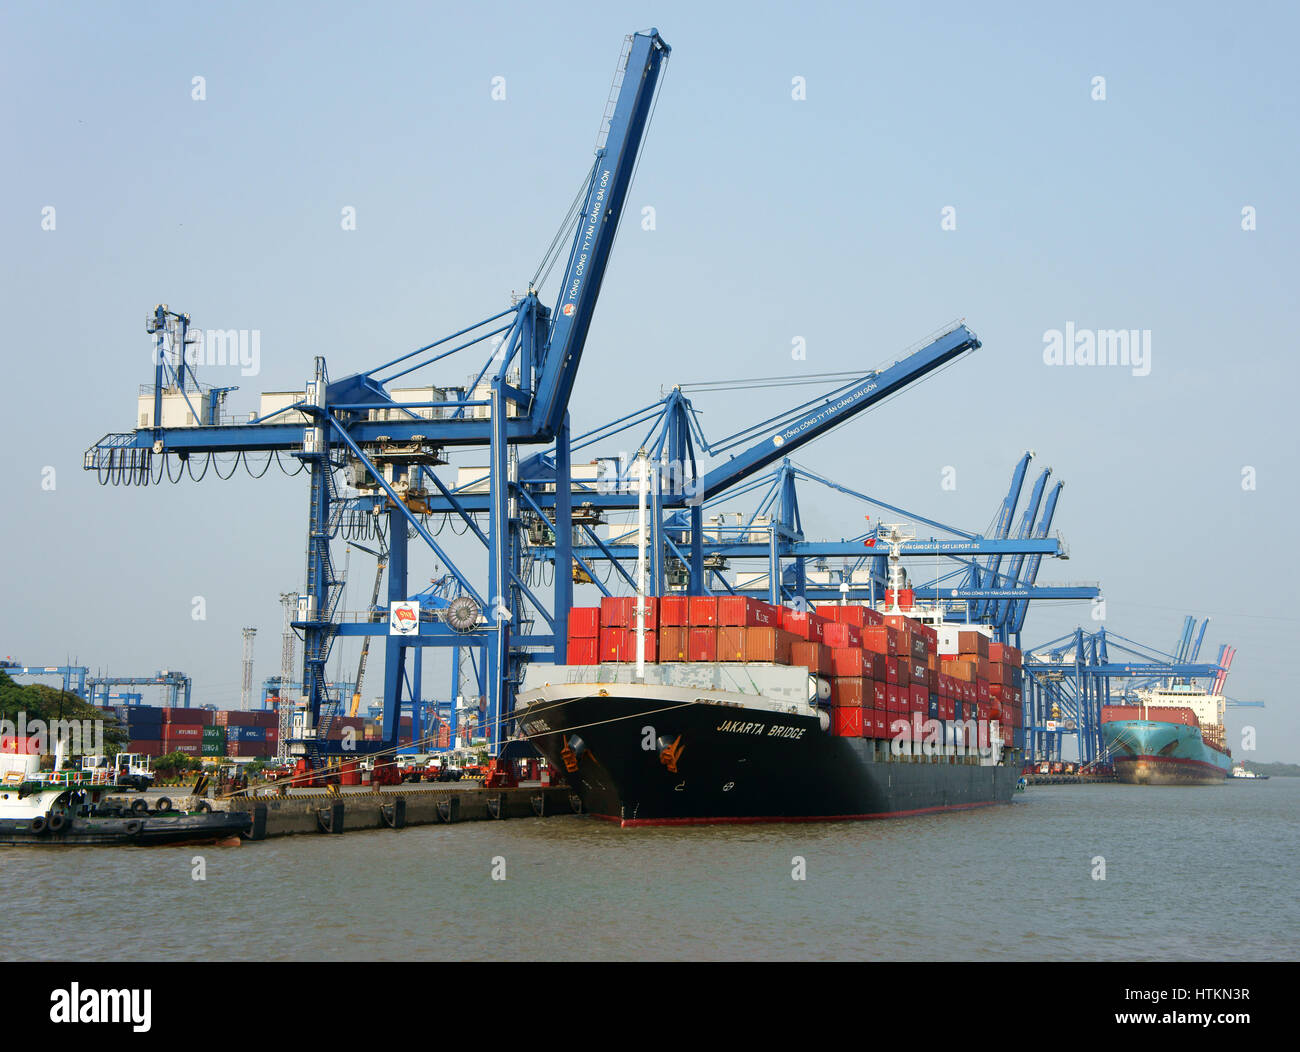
top-left (163, 725), bottom-right (202, 740)
top-left (990, 642), bottom-right (1022, 667)
top-left (717, 596), bottom-right (778, 628)
top-left (875, 709), bottom-right (888, 736)
top-left (896, 658), bottom-right (910, 689)
top-left (977, 679), bottom-right (990, 702)
top-left (600, 596), bottom-right (629, 627)
top-left (885, 660), bottom-right (899, 685)
top-left (162, 708), bottom-right (212, 726)
top-left (861, 627), bottom-right (897, 657)
top-left (780, 608), bottom-right (826, 642)
top-left (831, 678), bottom-right (868, 706)
top-left (659, 626), bottom-right (689, 662)
top-left (128, 740), bottom-right (161, 757)
top-left (659, 595), bottom-right (690, 627)
top-left (567, 637), bottom-right (600, 664)
top-left (688, 627), bottom-right (718, 662)
top-left (830, 647), bottom-right (869, 678)
top-left (886, 684), bottom-right (900, 712)
top-left (631, 597), bottom-right (659, 632)
top-left (831, 706), bottom-right (864, 737)
top-left (872, 681), bottom-right (887, 707)
top-left (614, 630), bottom-right (658, 663)
top-left (599, 628), bottom-right (623, 662)
top-left (821, 604), bottom-right (884, 628)
top-left (910, 662), bottom-right (929, 688)
top-left (790, 641), bottom-right (831, 676)
top-left (568, 607), bottom-right (601, 639)
top-left (717, 626), bottom-right (747, 661)
top-left (823, 622), bottom-right (862, 649)
top-left (166, 743), bottom-right (202, 756)
top-left (742, 627), bottom-right (796, 663)
top-left (688, 597), bottom-right (719, 627)
top-left (910, 684), bottom-right (927, 712)
top-left (958, 631), bottom-right (989, 659)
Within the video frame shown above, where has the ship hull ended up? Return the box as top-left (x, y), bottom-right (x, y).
top-left (516, 691), bottom-right (1019, 826)
top-left (1101, 719), bottom-right (1230, 786)
top-left (0, 811), bottom-right (250, 847)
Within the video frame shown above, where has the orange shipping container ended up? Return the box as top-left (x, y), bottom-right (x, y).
top-left (717, 626), bottom-right (747, 661)
top-left (790, 641), bottom-right (832, 676)
top-left (743, 627), bottom-right (796, 664)
top-left (830, 647), bottom-right (871, 678)
top-left (659, 626), bottom-right (689, 662)
top-left (957, 631), bottom-right (989, 659)
top-left (862, 626), bottom-right (897, 657)
top-left (830, 677), bottom-right (868, 706)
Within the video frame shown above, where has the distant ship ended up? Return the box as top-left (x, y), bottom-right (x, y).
top-left (1230, 763), bottom-right (1267, 780)
top-left (1100, 686), bottom-right (1231, 786)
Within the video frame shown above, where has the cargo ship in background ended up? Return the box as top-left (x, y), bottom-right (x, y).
top-left (1100, 685), bottom-right (1232, 785)
top-left (516, 529), bottom-right (1025, 826)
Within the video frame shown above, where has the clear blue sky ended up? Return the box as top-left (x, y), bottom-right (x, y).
top-left (2, 1), bottom-right (1296, 760)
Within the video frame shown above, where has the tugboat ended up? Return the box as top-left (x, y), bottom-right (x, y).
top-left (1230, 763), bottom-right (1268, 780)
top-left (0, 737), bottom-right (249, 847)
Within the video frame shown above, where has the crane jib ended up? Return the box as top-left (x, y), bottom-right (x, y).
top-left (564, 166), bottom-right (613, 310)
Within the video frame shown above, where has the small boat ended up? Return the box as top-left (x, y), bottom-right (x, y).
top-left (0, 738), bottom-right (248, 847)
top-left (1230, 764), bottom-right (1268, 780)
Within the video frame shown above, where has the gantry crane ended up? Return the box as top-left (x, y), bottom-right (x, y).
top-left (85, 30), bottom-right (672, 763)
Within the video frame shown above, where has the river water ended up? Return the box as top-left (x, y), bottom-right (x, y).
top-left (6, 778), bottom-right (1296, 961)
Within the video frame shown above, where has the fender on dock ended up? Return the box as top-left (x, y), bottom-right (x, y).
top-left (242, 803), bottom-right (268, 842)
top-left (381, 798), bottom-right (406, 829)
top-left (316, 801), bottom-right (345, 834)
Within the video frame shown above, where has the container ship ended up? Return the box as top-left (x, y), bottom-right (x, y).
top-left (515, 541), bottom-right (1024, 826)
top-left (1100, 686), bottom-right (1232, 785)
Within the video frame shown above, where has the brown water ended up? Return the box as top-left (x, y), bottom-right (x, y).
top-left (5, 779), bottom-right (1296, 960)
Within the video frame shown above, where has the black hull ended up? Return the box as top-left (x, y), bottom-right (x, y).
top-left (0, 812), bottom-right (250, 847)
top-left (518, 693), bottom-right (1020, 826)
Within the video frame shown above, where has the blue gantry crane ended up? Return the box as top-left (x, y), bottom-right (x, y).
top-left (85, 30), bottom-right (672, 765)
top-left (82, 29), bottom-right (1091, 766)
top-left (1022, 625), bottom-right (1228, 763)
top-left (0, 661), bottom-right (90, 699)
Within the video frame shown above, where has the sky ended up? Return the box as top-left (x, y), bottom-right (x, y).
top-left (1, 1), bottom-right (1296, 761)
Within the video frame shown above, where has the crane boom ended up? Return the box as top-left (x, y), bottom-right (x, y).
top-left (531, 30), bottom-right (671, 436)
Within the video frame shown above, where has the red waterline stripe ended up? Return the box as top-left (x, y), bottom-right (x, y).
top-left (589, 799), bottom-right (1006, 827)
top-left (1113, 754), bottom-right (1229, 776)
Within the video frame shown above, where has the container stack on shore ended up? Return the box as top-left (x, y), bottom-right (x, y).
top-left (565, 596), bottom-right (1024, 748)
top-left (109, 705), bottom-right (279, 760)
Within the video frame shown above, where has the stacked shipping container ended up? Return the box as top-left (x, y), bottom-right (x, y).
top-left (564, 598), bottom-right (1016, 744)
